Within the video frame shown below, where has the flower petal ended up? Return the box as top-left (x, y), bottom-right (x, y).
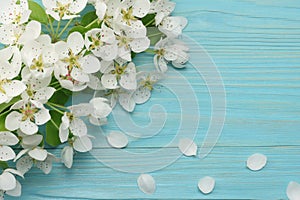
top-left (67, 32), bottom-right (84, 55)
top-left (133, 87), bottom-right (151, 104)
top-left (59, 125), bottom-right (69, 143)
top-left (119, 91), bottom-right (135, 112)
top-left (73, 135), bottom-right (92, 152)
top-left (107, 131), bottom-right (128, 149)
top-left (22, 134), bottom-right (43, 148)
top-left (3, 80), bottom-right (26, 98)
top-left (101, 74), bottom-right (118, 89)
top-left (137, 174), bottom-right (156, 194)
top-left (61, 146), bottom-right (74, 168)
top-left (20, 120), bottom-right (38, 135)
top-left (0, 131), bottom-right (19, 146)
top-left (34, 109), bottom-right (51, 125)
top-left (5, 111), bottom-right (22, 132)
top-left (81, 55), bottom-right (101, 74)
top-left (198, 176), bottom-right (215, 194)
top-left (0, 146), bottom-right (16, 161)
top-left (70, 118), bottom-right (87, 137)
top-left (247, 153), bottom-right (267, 171)
top-left (28, 148), bottom-right (47, 161)
top-left (36, 159), bottom-right (52, 174)
top-left (287, 181), bottom-right (300, 200)
top-left (0, 171), bottom-right (16, 191)
top-left (178, 138), bottom-right (197, 156)
top-left (6, 180), bottom-right (22, 197)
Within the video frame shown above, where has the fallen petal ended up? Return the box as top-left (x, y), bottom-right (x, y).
top-left (287, 181), bottom-right (300, 200)
top-left (178, 138), bottom-right (197, 156)
top-left (107, 131), bottom-right (128, 149)
top-left (198, 176), bottom-right (215, 194)
top-left (247, 153), bottom-right (267, 171)
top-left (137, 174), bottom-right (156, 195)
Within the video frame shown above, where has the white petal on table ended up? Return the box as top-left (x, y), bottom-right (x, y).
top-left (247, 153), bottom-right (267, 171)
top-left (0, 146), bottom-right (16, 161)
top-left (178, 138), bottom-right (197, 156)
top-left (287, 181), bottom-right (300, 200)
top-left (107, 131), bottom-right (128, 149)
top-left (6, 180), bottom-right (21, 197)
top-left (137, 174), bottom-right (156, 195)
top-left (198, 176), bottom-right (215, 194)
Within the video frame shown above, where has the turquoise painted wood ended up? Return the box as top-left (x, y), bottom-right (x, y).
top-left (7, 0), bottom-right (300, 199)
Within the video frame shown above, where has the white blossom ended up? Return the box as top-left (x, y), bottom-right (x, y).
top-left (158, 16), bottom-right (187, 37)
top-left (55, 32), bottom-right (101, 91)
top-left (0, 169), bottom-right (23, 197)
top-left (0, 46), bottom-right (25, 104)
top-left (21, 35), bottom-right (59, 79)
top-left (133, 71), bottom-right (163, 104)
top-left (42, 0), bottom-right (88, 21)
top-left (150, 0), bottom-right (176, 25)
top-left (0, 0), bottom-right (31, 25)
top-left (100, 60), bottom-right (137, 90)
top-left (154, 38), bottom-right (189, 72)
top-left (116, 29), bottom-right (150, 61)
top-left (85, 26), bottom-right (118, 61)
top-left (5, 100), bottom-right (51, 135)
top-left (0, 20), bottom-right (41, 46)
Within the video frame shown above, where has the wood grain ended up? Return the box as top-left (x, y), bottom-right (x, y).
top-left (7, 0), bottom-right (300, 199)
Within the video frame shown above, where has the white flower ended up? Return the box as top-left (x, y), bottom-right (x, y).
top-left (21, 35), bottom-right (59, 79)
top-left (59, 111), bottom-right (89, 143)
top-left (0, 0), bottom-right (31, 25)
top-left (89, 97), bottom-right (112, 125)
top-left (158, 16), bottom-right (187, 37)
top-left (100, 61), bottom-right (137, 90)
top-left (0, 20), bottom-right (41, 46)
top-left (150, 0), bottom-right (176, 25)
top-left (113, 0), bottom-right (150, 28)
top-left (5, 100), bottom-right (51, 135)
top-left (133, 71), bottom-right (163, 104)
top-left (0, 169), bottom-right (23, 197)
top-left (42, 0), bottom-right (88, 21)
top-left (72, 135), bottom-right (93, 152)
top-left (55, 32), bottom-right (101, 92)
top-left (85, 26), bottom-right (118, 61)
top-left (0, 46), bottom-right (26, 104)
top-left (104, 88), bottom-right (136, 112)
top-left (154, 38), bottom-right (189, 72)
top-left (116, 30), bottom-right (150, 61)
top-left (0, 131), bottom-right (19, 161)
top-left (21, 67), bottom-right (52, 90)
top-left (16, 153), bottom-right (57, 175)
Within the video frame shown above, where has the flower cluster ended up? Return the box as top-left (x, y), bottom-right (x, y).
top-left (0, 0), bottom-right (188, 198)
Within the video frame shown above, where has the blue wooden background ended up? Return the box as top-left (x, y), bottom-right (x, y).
top-left (8, 0), bottom-right (300, 199)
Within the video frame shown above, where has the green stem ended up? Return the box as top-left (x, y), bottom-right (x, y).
top-left (48, 16), bottom-right (55, 36)
top-left (46, 103), bottom-right (65, 115)
top-left (50, 119), bottom-right (59, 130)
top-left (85, 18), bottom-right (99, 29)
top-left (148, 32), bottom-right (164, 38)
top-left (48, 102), bottom-right (68, 110)
top-left (55, 20), bottom-right (61, 37)
top-left (0, 109), bottom-right (11, 117)
top-left (145, 18), bottom-right (156, 27)
top-left (57, 18), bottom-right (74, 38)
top-left (145, 49), bottom-right (156, 54)
top-left (50, 81), bottom-right (59, 86)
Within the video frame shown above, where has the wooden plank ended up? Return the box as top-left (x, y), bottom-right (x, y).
top-left (7, 0), bottom-right (300, 199)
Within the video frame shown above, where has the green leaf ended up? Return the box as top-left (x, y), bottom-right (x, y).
top-left (0, 97), bottom-right (20, 113)
top-left (46, 110), bottom-right (63, 147)
top-left (147, 27), bottom-right (164, 45)
top-left (0, 113), bottom-right (8, 131)
top-left (49, 90), bottom-right (71, 106)
top-left (68, 25), bottom-right (88, 35)
top-left (142, 14), bottom-right (156, 26)
top-left (28, 0), bottom-right (49, 25)
top-left (0, 161), bottom-right (9, 170)
top-left (81, 11), bottom-right (98, 27)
